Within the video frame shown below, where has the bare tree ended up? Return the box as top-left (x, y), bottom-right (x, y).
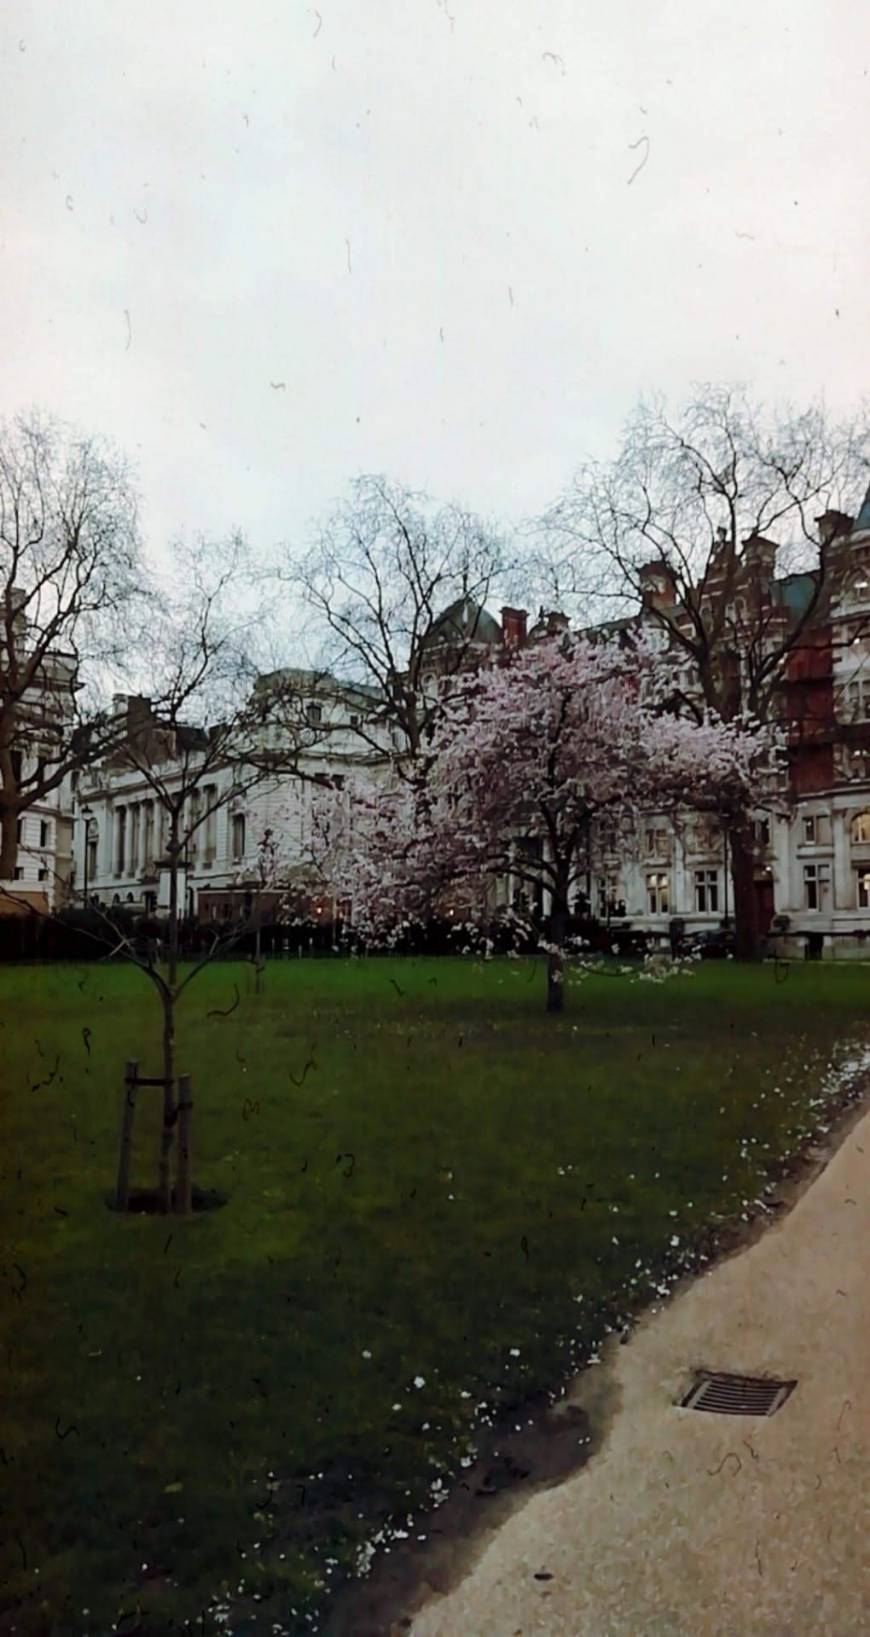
top-left (534, 386), bottom-right (870, 958)
top-left (0, 411), bottom-right (144, 883)
top-left (82, 534), bottom-right (281, 1213)
top-left (3, 532), bottom-right (345, 1214)
top-left (279, 474), bottom-right (510, 773)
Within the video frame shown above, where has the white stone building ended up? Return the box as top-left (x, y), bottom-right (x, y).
top-left (72, 672), bottom-right (389, 919)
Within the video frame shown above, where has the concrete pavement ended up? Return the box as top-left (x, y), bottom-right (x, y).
top-left (407, 1106), bottom-right (870, 1637)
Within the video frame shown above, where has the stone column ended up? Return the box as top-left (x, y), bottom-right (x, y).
top-left (673, 828), bottom-right (688, 917)
top-left (130, 804), bottom-right (140, 877)
top-left (832, 810), bottom-right (851, 910)
top-left (772, 814), bottom-right (794, 916)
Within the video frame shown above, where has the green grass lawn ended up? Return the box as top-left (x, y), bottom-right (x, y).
top-left (1, 955), bottom-right (869, 1635)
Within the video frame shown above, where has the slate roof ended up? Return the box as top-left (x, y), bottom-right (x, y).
top-left (772, 571), bottom-right (818, 615)
top-left (854, 483), bottom-right (870, 535)
top-left (423, 598), bottom-right (503, 647)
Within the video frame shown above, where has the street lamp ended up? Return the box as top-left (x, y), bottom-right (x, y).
top-left (81, 805), bottom-right (93, 907)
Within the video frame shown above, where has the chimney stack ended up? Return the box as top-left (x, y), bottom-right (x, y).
top-left (127, 695), bottom-right (153, 725)
top-left (501, 606), bottom-right (528, 648)
top-left (816, 510), bottom-right (853, 547)
top-left (638, 562), bottom-right (678, 612)
top-left (4, 587), bottom-right (28, 660)
top-left (741, 531), bottom-right (777, 584)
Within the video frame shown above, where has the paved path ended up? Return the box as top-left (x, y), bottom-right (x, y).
top-left (408, 1108), bottom-right (870, 1637)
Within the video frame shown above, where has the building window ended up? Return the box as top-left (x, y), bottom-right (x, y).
top-left (851, 811), bottom-right (870, 844)
top-left (646, 871), bottom-right (670, 915)
top-left (857, 869), bottom-right (870, 909)
top-left (349, 713), bottom-right (360, 729)
top-left (13, 866), bottom-right (23, 880)
top-left (306, 702), bottom-right (323, 727)
top-left (38, 867), bottom-right (47, 882)
top-left (753, 818), bottom-right (771, 849)
top-left (803, 862), bottom-right (829, 911)
top-left (844, 678), bottom-right (870, 721)
top-left (202, 787), bottom-right (218, 861)
top-left (694, 869), bottom-right (719, 913)
top-left (802, 816), bottom-right (816, 844)
top-left (115, 806), bottom-right (127, 875)
top-left (598, 879), bottom-right (620, 917)
top-left (186, 794), bottom-right (201, 855)
top-left (87, 836), bottom-right (98, 880)
top-left (39, 819), bottom-right (49, 848)
top-left (16, 819), bottom-right (23, 843)
top-left (231, 813), bottom-right (246, 861)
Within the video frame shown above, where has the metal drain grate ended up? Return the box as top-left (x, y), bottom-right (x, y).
top-left (679, 1371), bottom-right (797, 1417)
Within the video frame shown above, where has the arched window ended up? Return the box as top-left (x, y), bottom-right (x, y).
top-left (851, 811), bottom-right (870, 845)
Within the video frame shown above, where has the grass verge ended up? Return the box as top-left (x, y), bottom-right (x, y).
top-left (1, 955), bottom-right (868, 1634)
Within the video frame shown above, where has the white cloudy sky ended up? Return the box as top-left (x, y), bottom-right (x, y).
top-left (2, 0), bottom-right (869, 566)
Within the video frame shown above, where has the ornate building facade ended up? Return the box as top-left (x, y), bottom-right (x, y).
top-left (69, 485), bottom-right (870, 956)
top-left (71, 673), bottom-right (387, 921)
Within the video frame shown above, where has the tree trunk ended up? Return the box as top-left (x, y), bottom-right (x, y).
top-left (157, 825), bottom-right (180, 1212)
top-left (729, 828), bottom-right (762, 962)
top-left (546, 905), bottom-right (568, 1013)
top-left (115, 1060), bottom-right (139, 1211)
top-left (158, 988), bottom-right (176, 1212)
top-left (0, 804), bottom-right (18, 879)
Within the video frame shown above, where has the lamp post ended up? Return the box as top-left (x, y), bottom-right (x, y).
top-left (81, 805), bottom-right (93, 907)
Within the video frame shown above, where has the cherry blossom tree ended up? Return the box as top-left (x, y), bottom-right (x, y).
top-left (311, 633), bottom-right (774, 1011)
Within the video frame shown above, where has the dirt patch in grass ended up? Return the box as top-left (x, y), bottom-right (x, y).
top-left (104, 1186), bottom-right (229, 1215)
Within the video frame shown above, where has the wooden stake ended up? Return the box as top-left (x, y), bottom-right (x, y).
top-left (175, 1072), bottom-right (193, 1215)
top-left (115, 1059), bottom-right (139, 1211)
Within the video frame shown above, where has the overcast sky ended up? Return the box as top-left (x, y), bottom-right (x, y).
top-left (3, 0), bottom-right (869, 571)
